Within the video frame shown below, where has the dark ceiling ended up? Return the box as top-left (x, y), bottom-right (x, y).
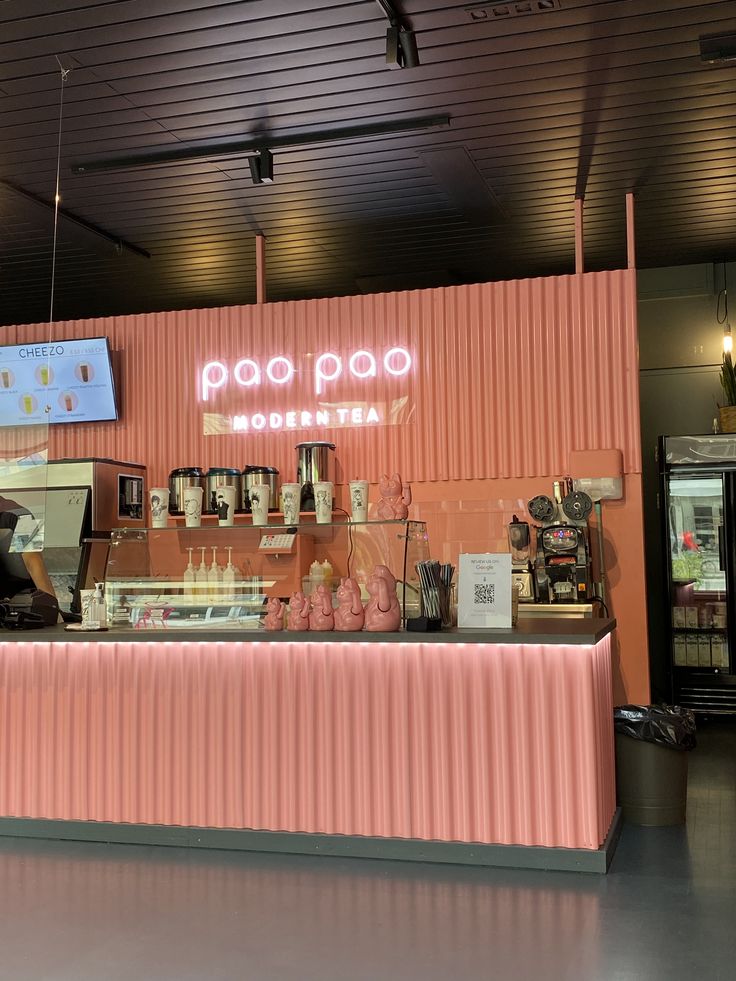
top-left (1, 0), bottom-right (735, 327)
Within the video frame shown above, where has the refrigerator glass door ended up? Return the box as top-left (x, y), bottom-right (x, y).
top-left (667, 475), bottom-right (728, 671)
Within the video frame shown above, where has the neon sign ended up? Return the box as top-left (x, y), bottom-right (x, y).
top-left (200, 346), bottom-right (413, 401)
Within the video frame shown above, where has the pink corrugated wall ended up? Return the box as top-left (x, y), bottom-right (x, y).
top-left (0, 636), bottom-right (615, 850)
top-left (7, 270), bottom-right (640, 486)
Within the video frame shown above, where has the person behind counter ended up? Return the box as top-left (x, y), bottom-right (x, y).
top-left (0, 495), bottom-right (60, 612)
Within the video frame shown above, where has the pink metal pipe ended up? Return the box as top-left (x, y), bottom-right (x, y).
top-left (626, 193), bottom-right (636, 269)
top-left (574, 197), bottom-right (584, 274)
top-left (256, 233), bottom-right (266, 303)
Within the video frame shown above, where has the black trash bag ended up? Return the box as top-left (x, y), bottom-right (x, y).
top-left (614, 704), bottom-right (697, 752)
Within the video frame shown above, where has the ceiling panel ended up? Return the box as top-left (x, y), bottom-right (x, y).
top-left (1, 0), bottom-right (735, 326)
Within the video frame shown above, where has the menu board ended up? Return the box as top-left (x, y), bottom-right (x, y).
top-left (0, 337), bottom-right (117, 427)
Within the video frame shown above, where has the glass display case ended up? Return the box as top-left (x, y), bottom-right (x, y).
top-left (103, 518), bottom-right (429, 630)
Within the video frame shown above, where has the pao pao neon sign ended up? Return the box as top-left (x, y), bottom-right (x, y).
top-left (200, 347), bottom-right (412, 400)
top-left (199, 346), bottom-right (413, 435)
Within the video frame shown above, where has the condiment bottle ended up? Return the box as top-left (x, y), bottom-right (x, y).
top-left (223, 547), bottom-right (237, 602)
top-left (309, 560), bottom-right (324, 596)
top-left (89, 582), bottom-right (106, 628)
top-left (195, 547), bottom-right (208, 597)
top-left (183, 547), bottom-right (195, 596)
top-left (208, 546), bottom-right (222, 603)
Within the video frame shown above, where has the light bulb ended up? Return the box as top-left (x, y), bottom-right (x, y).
top-left (724, 324), bottom-right (733, 355)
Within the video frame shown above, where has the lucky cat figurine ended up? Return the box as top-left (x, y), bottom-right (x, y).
top-left (375, 472), bottom-right (412, 520)
top-left (286, 591), bottom-right (311, 631)
top-left (363, 564), bottom-right (401, 632)
top-left (308, 583), bottom-right (335, 631)
top-left (264, 596), bottom-right (286, 631)
top-left (334, 577), bottom-right (365, 631)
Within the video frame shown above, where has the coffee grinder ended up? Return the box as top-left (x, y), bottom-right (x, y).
top-left (528, 481), bottom-right (594, 603)
top-left (508, 515), bottom-right (536, 601)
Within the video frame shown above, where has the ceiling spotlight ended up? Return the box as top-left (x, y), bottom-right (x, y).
top-left (386, 25), bottom-right (420, 69)
top-left (249, 148), bottom-right (274, 185)
top-left (377, 1), bottom-right (420, 69)
top-left (699, 33), bottom-right (736, 64)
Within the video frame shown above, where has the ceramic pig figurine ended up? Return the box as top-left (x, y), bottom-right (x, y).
top-left (309, 583), bottom-right (335, 631)
top-left (334, 577), bottom-right (365, 631)
top-left (264, 596), bottom-right (286, 631)
top-left (363, 564), bottom-right (401, 632)
top-left (375, 473), bottom-right (412, 520)
top-left (286, 591), bottom-right (311, 631)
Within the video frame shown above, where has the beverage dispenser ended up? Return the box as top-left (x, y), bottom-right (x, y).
top-left (295, 441), bottom-right (335, 511)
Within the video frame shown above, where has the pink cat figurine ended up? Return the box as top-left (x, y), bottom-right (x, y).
top-left (375, 473), bottom-right (412, 520)
top-left (308, 583), bottom-right (335, 631)
top-left (264, 596), bottom-right (286, 631)
top-left (363, 564), bottom-right (401, 632)
top-left (286, 591), bottom-right (311, 631)
top-left (334, 577), bottom-right (365, 631)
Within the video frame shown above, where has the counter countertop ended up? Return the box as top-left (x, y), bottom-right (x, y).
top-left (36, 616), bottom-right (616, 646)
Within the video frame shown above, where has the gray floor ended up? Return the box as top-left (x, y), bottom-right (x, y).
top-left (0, 725), bottom-right (734, 981)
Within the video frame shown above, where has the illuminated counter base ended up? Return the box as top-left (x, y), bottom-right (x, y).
top-left (0, 623), bottom-right (618, 873)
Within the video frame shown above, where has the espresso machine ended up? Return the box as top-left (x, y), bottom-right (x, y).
top-left (527, 481), bottom-right (594, 603)
top-left (508, 515), bottom-right (536, 601)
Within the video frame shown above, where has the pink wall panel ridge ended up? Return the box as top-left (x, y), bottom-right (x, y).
top-left (9, 271), bottom-right (640, 484)
top-left (0, 637), bottom-right (615, 850)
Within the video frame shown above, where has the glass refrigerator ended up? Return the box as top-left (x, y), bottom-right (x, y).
top-left (660, 435), bottom-right (736, 713)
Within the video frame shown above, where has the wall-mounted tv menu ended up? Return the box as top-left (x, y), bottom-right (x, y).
top-left (0, 337), bottom-right (118, 427)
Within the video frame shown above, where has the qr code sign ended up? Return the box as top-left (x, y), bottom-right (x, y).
top-left (474, 582), bottom-right (495, 606)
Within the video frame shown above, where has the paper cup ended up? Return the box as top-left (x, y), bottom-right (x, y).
top-left (149, 487), bottom-right (170, 528)
top-left (182, 486), bottom-right (203, 527)
top-left (314, 481), bottom-right (333, 524)
top-left (250, 483), bottom-right (270, 526)
top-left (349, 480), bottom-right (369, 522)
top-left (281, 483), bottom-right (301, 525)
top-left (215, 485), bottom-right (237, 527)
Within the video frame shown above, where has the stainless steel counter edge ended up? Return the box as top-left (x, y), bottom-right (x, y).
top-left (22, 617), bottom-right (616, 646)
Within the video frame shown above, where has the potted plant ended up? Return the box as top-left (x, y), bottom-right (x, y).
top-left (719, 351), bottom-right (736, 433)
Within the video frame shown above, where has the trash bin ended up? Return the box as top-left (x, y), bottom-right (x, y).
top-left (613, 705), bottom-right (696, 827)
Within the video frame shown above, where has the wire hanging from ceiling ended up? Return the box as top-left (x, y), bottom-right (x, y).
top-left (49, 56), bottom-right (71, 326)
top-left (717, 260), bottom-right (731, 354)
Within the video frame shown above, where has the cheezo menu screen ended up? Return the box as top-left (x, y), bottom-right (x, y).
top-left (0, 337), bottom-right (117, 426)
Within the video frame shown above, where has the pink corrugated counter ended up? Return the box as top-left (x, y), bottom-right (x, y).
top-left (0, 621), bottom-right (618, 871)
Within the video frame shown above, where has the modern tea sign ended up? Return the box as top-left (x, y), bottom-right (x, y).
top-left (199, 346), bottom-right (414, 436)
